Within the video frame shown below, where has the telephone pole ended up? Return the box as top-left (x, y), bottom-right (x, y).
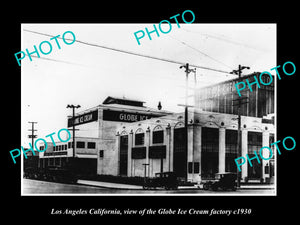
top-left (179, 63), bottom-right (196, 181)
top-left (231, 65), bottom-right (250, 187)
top-left (28, 122), bottom-right (38, 150)
top-left (67, 104), bottom-right (81, 158)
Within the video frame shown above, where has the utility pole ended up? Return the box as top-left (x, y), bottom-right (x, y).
top-left (67, 104), bottom-right (81, 158)
top-left (179, 63), bottom-right (196, 181)
top-left (231, 65), bottom-right (250, 187)
top-left (28, 122), bottom-right (37, 150)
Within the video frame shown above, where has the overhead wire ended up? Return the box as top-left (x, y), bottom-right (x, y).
top-left (168, 35), bottom-right (234, 70)
top-left (181, 27), bottom-right (269, 52)
top-left (26, 54), bottom-right (86, 67)
top-left (23, 29), bottom-right (232, 75)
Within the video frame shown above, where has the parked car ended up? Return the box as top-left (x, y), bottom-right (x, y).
top-left (143, 172), bottom-right (179, 190)
top-left (200, 172), bottom-right (237, 191)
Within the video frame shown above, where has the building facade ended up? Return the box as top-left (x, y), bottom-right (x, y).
top-left (113, 73), bottom-right (275, 183)
top-left (116, 110), bottom-right (275, 183)
top-left (38, 96), bottom-right (172, 176)
top-left (195, 72), bottom-right (275, 118)
top-left (36, 73), bottom-right (275, 184)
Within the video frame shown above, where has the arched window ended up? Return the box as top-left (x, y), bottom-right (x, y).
top-left (120, 130), bottom-right (127, 136)
top-left (152, 125), bottom-right (164, 144)
top-left (135, 128), bottom-right (144, 145)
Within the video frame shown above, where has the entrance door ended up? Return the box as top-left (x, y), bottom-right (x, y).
top-left (173, 128), bottom-right (187, 180)
top-left (247, 132), bottom-right (262, 180)
top-left (119, 135), bottom-right (128, 176)
top-left (247, 156), bottom-right (262, 179)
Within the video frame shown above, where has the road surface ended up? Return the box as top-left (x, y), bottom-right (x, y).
top-left (22, 179), bottom-right (275, 195)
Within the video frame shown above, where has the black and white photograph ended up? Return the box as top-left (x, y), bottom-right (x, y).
top-left (20, 23), bottom-right (276, 196)
top-left (4, 3), bottom-right (298, 221)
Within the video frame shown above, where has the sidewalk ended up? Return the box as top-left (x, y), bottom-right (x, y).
top-left (239, 184), bottom-right (275, 190)
top-left (77, 179), bottom-right (142, 190)
top-left (77, 179), bottom-right (275, 190)
top-left (78, 179), bottom-right (198, 190)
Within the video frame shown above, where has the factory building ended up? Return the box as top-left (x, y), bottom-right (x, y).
top-left (116, 110), bottom-right (275, 183)
top-left (195, 72), bottom-right (274, 118)
top-left (37, 73), bottom-right (275, 184)
top-left (37, 96), bottom-right (172, 177)
top-left (115, 73), bottom-right (275, 183)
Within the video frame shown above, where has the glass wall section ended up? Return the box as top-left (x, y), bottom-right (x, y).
top-left (119, 135), bottom-right (128, 176)
top-left (173, 128), bottom-right (187, 180)
top-left (225, 130), bottom-right (238, 172)
top-left (201, 127), bottom-right (219, 179)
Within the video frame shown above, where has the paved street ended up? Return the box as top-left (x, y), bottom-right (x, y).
top-left (22, 179), bottom-right (275, 195)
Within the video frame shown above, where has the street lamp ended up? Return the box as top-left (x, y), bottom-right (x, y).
top-left (67, 104), bottom-right (81, 158)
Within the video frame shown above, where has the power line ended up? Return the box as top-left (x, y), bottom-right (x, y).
top-left (23, 29), bottom-right (232, 75)
top-left (168, 35), bottom-right (234, 70)
top-left (28, 54), bottom-right (86, 67)
top-left (181, 28), bottom-right (268, 52)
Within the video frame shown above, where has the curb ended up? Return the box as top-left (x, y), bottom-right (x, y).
top-left (77, 180), bottom-right (143, 190)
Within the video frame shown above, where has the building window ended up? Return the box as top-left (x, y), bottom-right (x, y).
top-left (153, 130), bottom-right (164, 144)
top-left (76, 141), bottom-right (85, 148)
top-left (53, 146), bottom-right (56, 151)
top-left (248, 132), bottom-right (262, 154)
top-left (40, 146), bottom-right (44, 151)
top-left (120, 135), bottom-right (128, 176)
top-left (225, 130), bottom-right (238, 153)
top-left (132, 147), bottom-right (146, 159)
top-left (59, 145), bottom-right (62, 151)
top-left (269, 133), bottom-right (275, 159)
top-left (225, 93), bottom-right (232, 114)
top-left (87, 142), bottom-right (96, 149)
top-left (225, 130), bottom-right (238, 172)
top-left (201, 127), bottom-right (219, 178)
top-left (149, 145), bottom-right (166, 159)
top-left (188, 162), bottom-right (200, 174)
top-left (201, 127), bottom-right (219, 153)
top-left (64, 144), bottom-right (67, 150)
top-left (99, 150), bottom-right (104, 158)
top-left (135, 133), bottom-right (144, 146)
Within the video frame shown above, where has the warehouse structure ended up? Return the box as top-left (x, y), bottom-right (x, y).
top-left (115, 72), bottom-right (275, 183)
top-left (36, 72), bottom-right (275, 184)
top-left (116, 109), bottom-right (275, 183)
top-left (37, 96), bottom-right (172, 177)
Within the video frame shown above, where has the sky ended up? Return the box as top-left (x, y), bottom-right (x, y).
top-left (21, 23), bottom-right (276, 146)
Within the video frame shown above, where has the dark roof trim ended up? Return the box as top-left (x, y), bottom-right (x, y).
top-left (102, 96), bottom-right (145, 107)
